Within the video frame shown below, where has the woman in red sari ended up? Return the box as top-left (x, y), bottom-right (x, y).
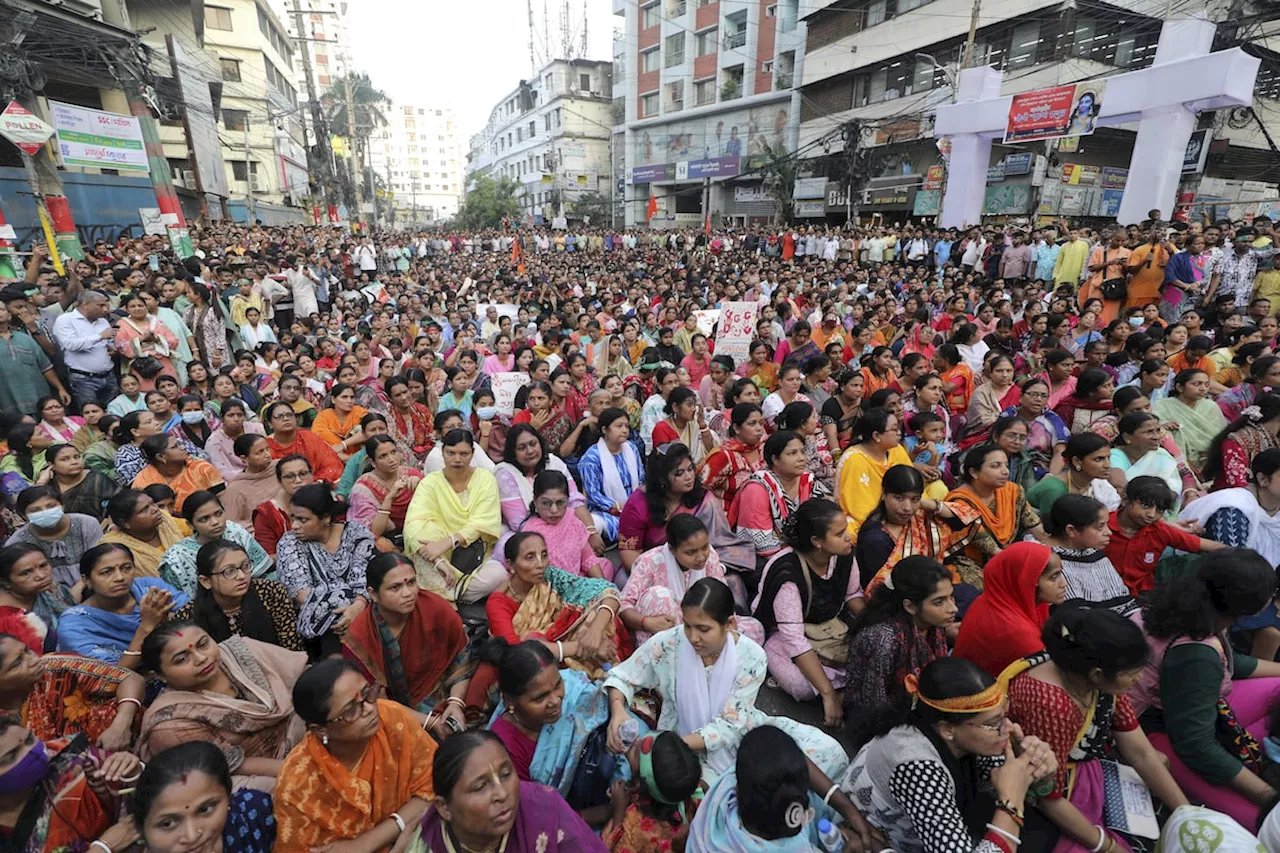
top-left (563, 352), bottom-right (596, 421)
top-left (1053, 368), bottom-right (1115, 434)
top-left (512, 378), bottom-right (576, 459)
top-left (343, 553), bottom-right (477, 732)
top-left (699, 403), bottom-right (765, 506)
top-left (384, 375), bottom-right (433, 468)
top-left (347, 435), bottom-right (422, 552)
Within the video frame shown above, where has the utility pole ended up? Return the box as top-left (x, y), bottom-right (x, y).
top-left (962, 0), bottom-right (982, 67)
top-left (290, 0), bottom-right (337, 223)
top-left (244, 122), bottom-right (255, 222)
top-left (342, 68), bottom-right (365, 227)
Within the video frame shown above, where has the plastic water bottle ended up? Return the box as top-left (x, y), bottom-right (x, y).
top-left (816, 819), bottom-right (844, 852)
top-left (618, 718), bottom-right (640, 749)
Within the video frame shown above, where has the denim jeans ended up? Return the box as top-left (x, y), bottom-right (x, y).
top-left (69, 371), bottom-right (118, 410)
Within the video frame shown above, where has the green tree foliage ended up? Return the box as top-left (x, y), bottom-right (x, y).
top-left (454, 174), bottom-right (522, 230)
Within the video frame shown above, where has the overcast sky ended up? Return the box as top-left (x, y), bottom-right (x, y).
top-left (347, 0), bottom-right (616, 146)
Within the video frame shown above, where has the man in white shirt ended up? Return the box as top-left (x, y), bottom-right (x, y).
top-left (53, 289), bottom-right (117, 408)
top-left (354, 237), bottom-right (378, 274)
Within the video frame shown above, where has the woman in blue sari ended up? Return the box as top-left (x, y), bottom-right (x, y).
top-left (57, 542), bottom-right (188, 666)
top-left (484, 639), bottom-right (641, 806)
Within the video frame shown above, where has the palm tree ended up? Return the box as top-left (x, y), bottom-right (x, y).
top-left (322, 72), bottom-right (390, 220)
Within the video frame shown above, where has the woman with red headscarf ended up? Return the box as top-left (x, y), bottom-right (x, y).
top-left (953, 541), bottom-right (1067, 677)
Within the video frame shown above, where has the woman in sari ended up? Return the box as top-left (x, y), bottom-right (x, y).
top-left (608, 578), bottom-right (850, 786)
top-left (738, 339), bottom-right (779, 394)
top-left (946, 444), bottom-right (1047, 589)
top-left (1203, 394), bottom-right (1280, 490)
top-left (206, 399), bottom-right (265, 481)
top-left (158, 490), bottom-right (271, 596)
top-left (1006, 607), bottom-right (1189, 853)
top-left (517, 471), bottom-right (614, 581)
top-left (844, 557), bottom-right (957, 736)
top-left (137, 619), bottom-right (307, 792)
top-left (343, 553), bottom-right (476, 733)
top-left (860, 345), bottom-right (899, 399)
top-left (485, 532), bottom-right (629, 679)
top-left (699, 403), bottom-right (764, 507)
top-left (70, 403), bottom-right (106, 455)
top-left (855, 465), bottom-right (980, 591)
top-left (99, 489), bottom-right (188, 580)
top-left (820, 367), bottom-right (864, 452)
top-left (45, 444), bottom-right (115, 522)
top-left (250, 453), bottom-right (312, 556)
top-left (116, 292), bottom-right (179, 392)
top-left (1129, 549), bottom-right (1280, 830)
top-left (348, 435), bottom-right (422, 552)
top-left (1218, 354), bottom-right (1280, 421)
top-left (512, 378), bottom-right (576, 458)
top-left (651, 387), bottom-right (717, 466)
top-left (262, 401), bottom-right (343, 484)
top-left (417, 731), bottom-right (607, 853)
top-left (619, 442), bottom-right (755, 576)
top-left (0, 717), bottom-right (142, 853)
top-left (0, 634), bottom-right (143, 748)
top-left (731, 430), bottom-right (829, 561)
top-left (384, 375), bottom-right (434, 468)
top-left (953, 542), bottom-right (1065, 677)
top-left (35, 396), bottom-right (81, 445)
top-left (965, 353), bottom-right (1020, 436)
top-left (933, 343), bottom-right (975, 419)
top-left (273, 659), bottom-right (436, 853)
top-left (991, 415), bottom-right (1042, 495)
top-left (1040, 348), bottom-right (1079, 410)
top-left (1002, 378), bottom-right (1069, 478)
top-left (57, 542), bottom-right (188, 666)
top-left (1055, 368), bottom-right (1116, 434)
top-left (836, 407), bottom-right (914, 538)
top-left (276, 484), bottom-right (376, 657)
top-left (312, 383), bottom-right (369, 463)
top-left (1154, 368), bottom-right (1228, 477)
top-left (0, 539), bottom-right (75, 656)
top-left (169, 538), bottom-right (302, 651)
top-left (1109, 412), bottom-right (1184, 513)
top-left (1027, 432), bottom-right (1122, 517)
top-left (404, 430), bottom-right (504, 604)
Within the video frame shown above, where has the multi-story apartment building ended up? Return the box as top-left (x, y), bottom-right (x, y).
top-left (466, 59), bottom-right (614, 225)
top-left (130, 0), bottom-right (311, 221)
top-left (269, 0), bottom-right (351, 90)
top-left (795, 0), bottom-right (1280, 224)
top-left (369, 104), bottom-right (464, 225)
top-left (613, 0), bottom-right (806, 227)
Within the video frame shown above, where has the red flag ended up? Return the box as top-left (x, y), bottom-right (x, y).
top-left (704, 211), bottom-right (711, 235)
top-left (646, 193), bottom-right (658, 223)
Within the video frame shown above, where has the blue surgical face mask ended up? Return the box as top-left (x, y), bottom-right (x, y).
top-left (27, 507), bottom-right (64, 528)
top-left (181, 411), bottom-right (206, 425)
top-left (1128, 317), bottom-right (1143, 328)
top-left (476, 406), bottom-right (497, 421)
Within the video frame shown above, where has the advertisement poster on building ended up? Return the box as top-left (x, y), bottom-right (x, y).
top-left (714, 302), bottom-right (758, 364)
top-left (632, 103), bottom-right (790, 168)
top-left (1005, 82), bottom-right (1105, 144)
top-left (924, 165), bottom-right (945, 190)
top-left (48, 101), bottom-right (149, 173)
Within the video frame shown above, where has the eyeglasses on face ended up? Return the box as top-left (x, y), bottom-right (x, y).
top-left (209, 560), bottom-right (251, 580)
top-left (327, 681), bottom-right (380, 724)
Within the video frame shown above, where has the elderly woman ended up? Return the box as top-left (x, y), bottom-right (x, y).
top-left (404, 429), bottom-right (503, 603)
top-left (343, 553), bottom-right (476, 733)
top-left (138, 619), bottom-right (307, 792)
top-left (158, 489), bottom-right (272, 596)
top-left (99, 488), bottom-right (188, 579)
top-left (275, 484), bottom-right (377, 658)
top-left (485, 531), bottom-right (629, 679)
top-left (272, 659), bottom-right (436, 853)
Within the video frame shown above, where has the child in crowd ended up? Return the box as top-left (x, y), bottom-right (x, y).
top-left (606, 731), bottom-right (703, 853)
top-left (905, 412), bottom-right (946, 472)
top-left (140, 483), bottom-right (177, 516)
top-left (1104, 476), bottom-right (1223, 598)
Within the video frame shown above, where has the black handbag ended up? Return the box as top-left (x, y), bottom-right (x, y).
top-left (130, 355), bottom-right (163, 379)
top-left (1099, 250), bottom-right (1127, 300)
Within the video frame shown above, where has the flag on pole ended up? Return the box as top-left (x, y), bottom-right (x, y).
top-left (704, 211), bottom-right (711, 235)
top-left (511, 236), bottom-right (525, 274)
top-left (646, 193), bottom-right (658, 223)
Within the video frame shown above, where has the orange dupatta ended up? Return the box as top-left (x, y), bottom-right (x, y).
top-left (946, 483), bottom-right (1020, 549)
top-left (273, 700), bottom-right (435, 853)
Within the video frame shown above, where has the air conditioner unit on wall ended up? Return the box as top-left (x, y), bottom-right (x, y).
top-left (250, 174), bottom-right (266, 192)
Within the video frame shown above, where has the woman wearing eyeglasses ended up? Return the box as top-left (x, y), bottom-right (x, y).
top-left (170, 539), bottom-right (303, 652)
top-left (273, 658), bottom-right (436, 853)
top-left (262, 400), bottom-right (344, 484)
top-left (158, 490), bottom-right (272, 596)
top-left (136, 619), bottom-right (307, 793)
top-left (251, 453), bottom-right (314, 557)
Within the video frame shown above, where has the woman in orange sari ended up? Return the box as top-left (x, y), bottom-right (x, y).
top-left (273, 659), bottom-right (435, 853)
top-left (945, 443), bottom-right (1047, 589)
top-left (933, 344), bottom-right (975, 419)
top-left (860, 346), bottom-right (899, 398)
top-left (484, 531), bottom-right (630, 679)
top-left (738, 340), bottom-right (779, 395)
top-left (699, 402), bottom-right (765, 506)
top-left (311, 383), bottom-right (369, 462)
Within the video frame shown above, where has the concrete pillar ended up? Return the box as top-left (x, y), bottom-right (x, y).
top-left (938, 65), bottom-right (1003, 229)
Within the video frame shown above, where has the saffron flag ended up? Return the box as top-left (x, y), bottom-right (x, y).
top-left (646, 193), bottom-right (658, 223)
top-left (511, 237), bottom-right (525, 274)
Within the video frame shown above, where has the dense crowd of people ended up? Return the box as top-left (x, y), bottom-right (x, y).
top-left (2, 214), bottom-right (1280, 851)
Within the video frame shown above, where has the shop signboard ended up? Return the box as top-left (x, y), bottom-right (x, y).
top-left (1004, 152), bottom-right (1033, 175)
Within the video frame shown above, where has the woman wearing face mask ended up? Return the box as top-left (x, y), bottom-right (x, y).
top-left (384, 375), bottom-right (433, 468)
top-left (205, 399), bottom-right (266, 481)
top-left (421, 730), bottom-right (607, 853)
top-left (134, 741), bottom-right (275, 853)
top-left (843, 657), bottom-right (1058, 853)
top-left (158, 490), bottom-right (271, 596)
top-left (845, 557), bottom-right (963, 732)
top-left (137, 619), bottom-right (307, 792)
top-left (0, 714), bottom-right (144, 853)
top-left (609, 575), bottom-right (851, 786)
top-left (347, 435), bottom-right (422, 552)
top-left (170, 394), bottom-right (213, 453)
top-left (1005, 607), bottom-right (1189, 853)
top-left (470, 387), bottom-right (507, 462)
top-left (342, 553), bottom-right (476, 736)
top-left (272, 659), bottom-right (436, 853)
top-left (7, 485), bottom-right (103, 593)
